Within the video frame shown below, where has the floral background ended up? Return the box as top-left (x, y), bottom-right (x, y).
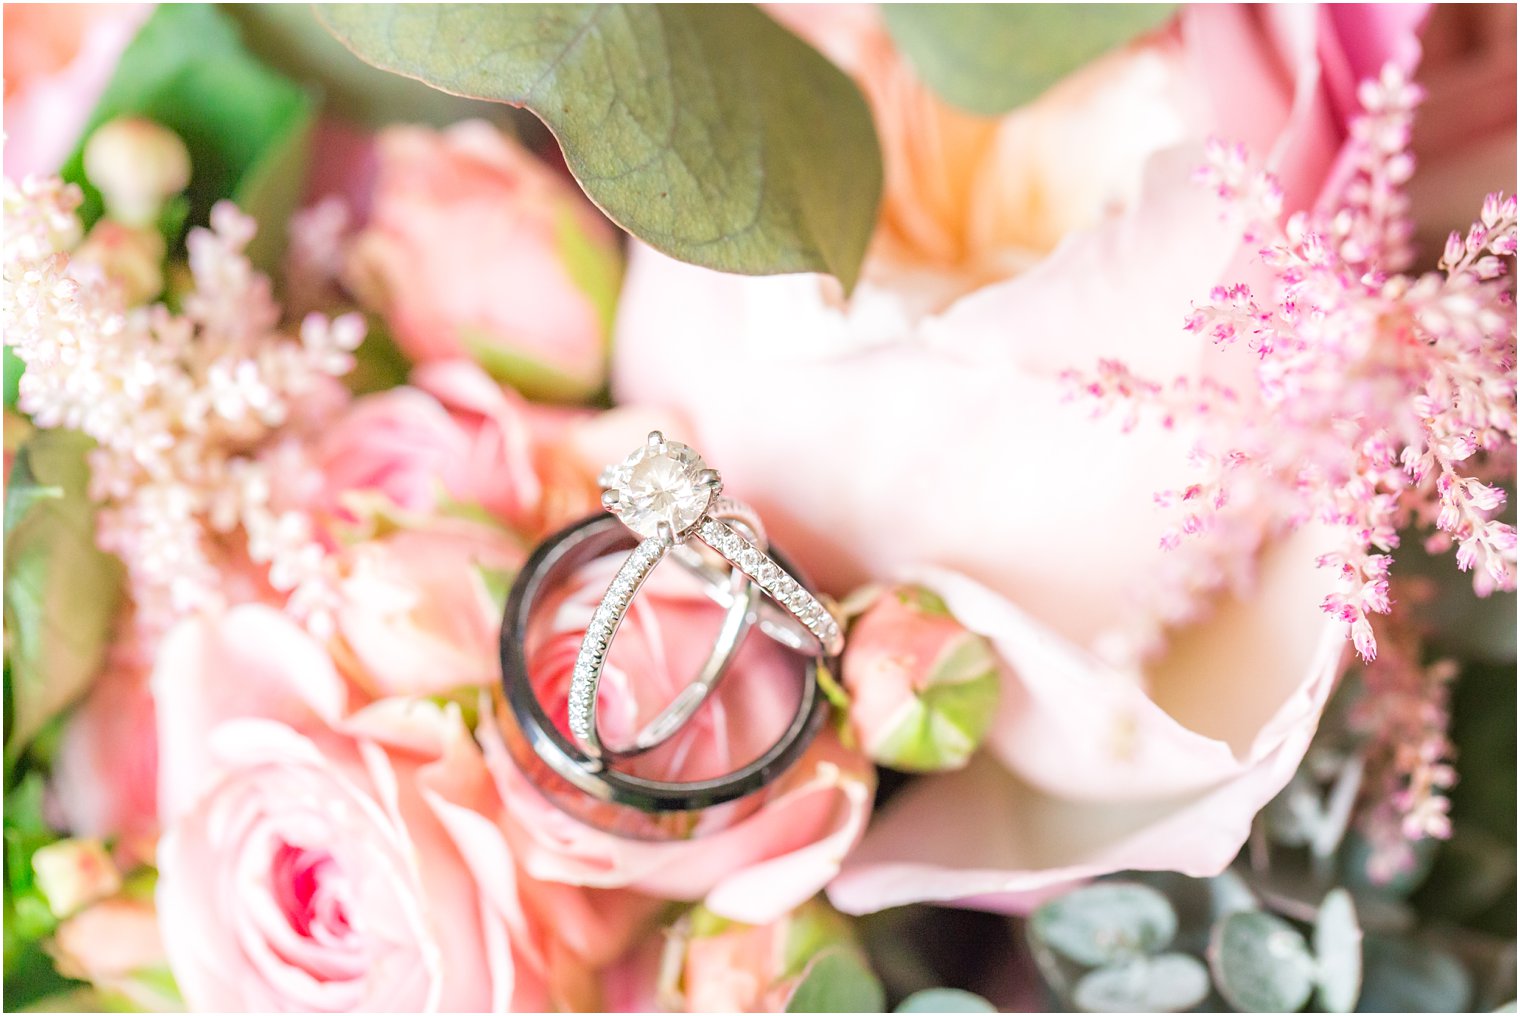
top-left (2, 3), bottom-right (1515, 1013)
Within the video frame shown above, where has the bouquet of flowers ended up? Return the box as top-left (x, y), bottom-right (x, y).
top-left (3, 4), bottom-right (1515, 1012)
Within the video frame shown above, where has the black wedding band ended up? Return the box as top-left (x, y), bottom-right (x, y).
top-left (498, 513), bottom-right (829, 839)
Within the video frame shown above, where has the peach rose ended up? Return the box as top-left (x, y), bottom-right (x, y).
top-left (151, 605), bottom-right (640, 1011)
top-left (317, 360), bottom-right (599, 538)
top-left (484, 555), bottom-right (875, 925)
top-left (47, 895), bottom-right (180, 1012)
top-left (346, 122), bottom-right (621, 402)
top-left (1, 4), bottom-right (149, 180)
top-left (612, 5), bottom-right (1428, 912)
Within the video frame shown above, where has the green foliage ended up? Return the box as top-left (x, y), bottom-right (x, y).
top-left (316, 4), bottom-right (882, 292)
top-left (1313, 889), bottom-right (1362, 1013)
top-left (3, 775), bottom-right (77, 1010)
top-left (1072, 954), bottom-right (1210, 1013)
top-left (880, 4), bottom-right (1176, 116)
top-left (1208, 909), bottom-right (1316, 1012)
top-left (3, 431), bottom-right (123, 762)
top-left (57, 3), bottom-right (314, 272)
top-left (226, 4), bottom-right (530, 133)
top-left (785, 947), bottom-right (887, 1014)
top-left (3, 349), bottom-right (22, 412)
top-left (1030, 882), bottom-right (1209, 1013)
top-left (895, 988), bottom-right (997, 1012)
top-left (1031, 882), bottom-right (1178, 967)
top-left (1358, 934), bottom-right (1472, 1012)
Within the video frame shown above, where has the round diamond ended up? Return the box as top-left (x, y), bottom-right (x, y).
top-left (606, 439), bottom-right (716, 538)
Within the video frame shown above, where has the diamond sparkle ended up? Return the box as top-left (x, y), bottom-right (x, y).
top-left (603, 436), bottom-right (716, 539)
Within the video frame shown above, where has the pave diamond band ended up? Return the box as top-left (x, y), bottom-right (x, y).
top-left (694, 518), bottom-right (843, 655)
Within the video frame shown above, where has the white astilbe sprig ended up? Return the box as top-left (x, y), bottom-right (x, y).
top-left (1066, 64), bottom-right (1518, 663)
top-left (3, 179), bottom-right (364, 635)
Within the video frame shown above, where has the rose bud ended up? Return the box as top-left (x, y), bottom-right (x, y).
top-left (73, 218), bottom-right (166, 305)
top-left (842, 585), bottom-right (1000, 772)
top-left (658, 901), bottom-right (860, 1013)
top-left (82, 116), bottom-right (191, 227)
top-left (30, 838), bottom-right (121, 918)
top-left (345, 121), bottom-right (622, 402)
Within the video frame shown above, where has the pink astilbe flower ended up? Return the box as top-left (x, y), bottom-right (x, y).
top-left (1067, 65), bottom-right (1518, 661)
top-left (3, 178), bottom-right (364, 634)
top-left (1346, 587), bottom-right (1458, 884)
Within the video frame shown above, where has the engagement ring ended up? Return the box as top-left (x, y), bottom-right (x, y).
top-left (567, 433), bottom-right (843, 759)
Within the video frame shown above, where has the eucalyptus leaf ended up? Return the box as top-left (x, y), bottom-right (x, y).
top-left (3, 431), bottom-right (124, 759)
top-left (895, 988), bottom-right (997, 1013)
top-left (785, 948), bottom-right (886, 1014)
top-left (1357, 935), bottom-right (1471, 1013)
top-left (1030, 882), bottom-right (1178, 967)
top-left (1073, 954), bottom-right (1210, 1013)
top-left (316, 3), bottom-right (882, 291)
top-left (1314, 889), bottom-right (1363, 1013)
top-left (880, 4), bottom-right (1177, 117)
top-left (58, 3), bottom-right (315, 271)
top-left (1209, 910), bottom-right (1316, 1012)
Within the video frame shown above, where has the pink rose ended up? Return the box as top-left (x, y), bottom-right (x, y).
top-left (47, 896), bottom-right (180, 1012)
top-left (151, 605), bottom-right (638, 1011)
top-left (841, 585), bottom-right (999, 772)
top-left (332, 515), bottom-right (522, 697)
top-left (50, 635), bottom-right (159, 864)
top-left (317, 360), bottom-right (599, 538)
top-left (346, 121), bottom-right (621, 401)
top-left (612, 5), bottom-right (1428, 912)
top-left (1, 4), bottom-right (150, 180)
top-left (483, 555), bottom-right (875, 925)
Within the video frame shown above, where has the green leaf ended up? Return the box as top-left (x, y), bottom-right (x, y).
top-left (785, 947), bottom-right (886, 1014)
top-left (3, 349), bottom-right (22, 412)
top-left (896, 988), bottom-right (997, 1012)
top-left (315, 4), bottom-right (883, 292)
top-left (881, 4), bottom-right (1177, 117)
top-left (1208, 910), bottom-right (1315, 1012)
top-left (225, 4), bottom-right (531, 132)
top-left (344, 317), bottom-right (412, 397)
top-left (58, 4), bottom-right (315, 271)
top-left (1356, 935), bottom-right (1471, 1013)
top-left (1073, 954), bottom-right (1210, 1013)
top-left (1031, 882), bottom-right (1178, 967)
top-left (1313, 889), bottom-right (1362, 1013)
top-left (3, 431), bottom-right (124, 759)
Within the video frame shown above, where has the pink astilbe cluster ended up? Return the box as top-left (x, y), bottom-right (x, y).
top-left (1068, 65), bottom-right (1518, 661)
top-left (1346, 588), bottom-right (1459, 883)
top-left (2, 177), bottom-right (364, 634)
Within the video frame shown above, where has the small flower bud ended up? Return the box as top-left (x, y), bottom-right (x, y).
top-left (82, 117), bottom-right (191, 227)
top-left (30, 838), bottom-right (121, 918)
top-left (73, 219), bottom-right (166, 305)
top-left (658, 901), bottom-right (858, 1013)
top-left (841, 585), bottom-right (1000, 772)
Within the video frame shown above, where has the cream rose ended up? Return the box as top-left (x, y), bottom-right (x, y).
top-left (611, 5), bottom-right (1430, 912)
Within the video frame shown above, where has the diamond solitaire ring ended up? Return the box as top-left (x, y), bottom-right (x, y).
top-left (567, 432), bottom-right (843, 759)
